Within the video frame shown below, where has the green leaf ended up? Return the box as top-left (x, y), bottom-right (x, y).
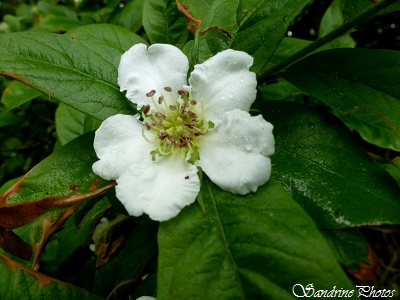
top-left (322, 229), bottom-right (369, 272)
top-left (0, 32), bottom-right (135, 121)
top-left (93, 217), bottom-right (158, 298)
top-left (67, 24), bottom-right (148, 52)
top-left (33, 15), bottom-right (85, 33)
top-left (282, 48), bottom-right (400, 151)
top-left (0, 254), bottom-right (103, 300)
top-left (37, 0), bottom-right (78, 19)
top-left (185, 0), bottom-right (311, 72)
top-left (1, 81), bottom-right (42, 112)
top-left (0, 132), bottom-right (112, 229)
top-left (258, 79), bottom-right (303, 102)
top-left (0, 111), bottom-right (22, 127)
top-left (108, 0), bottom-right (145, 33)
top-left (259, 101), bottom-right (400, 228)
top-left (157, 179), bottom-right (353, 299)
top-left (318, 0), bottom-right (355, 49)
top-left (143, 0), bottom-right (188, 48)
top-left (56, 103), bottom-right (102, 145)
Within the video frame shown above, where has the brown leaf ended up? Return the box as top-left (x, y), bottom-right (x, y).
top-left (0, 181), bottom-right (116, 229)
top-left (0, 227), bottom-right (32, 260)
top-left (176, 0), bottom-right (202, 34)
top-left (31, 204), bottom-right (80, 271)
top-left (346, 246), bottom-right (378, 281)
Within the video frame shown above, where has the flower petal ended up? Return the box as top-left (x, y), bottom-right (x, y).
top-left (92, 114), bottom-right (153, 180)
top-left (116, 154), bottom-right (200, 221)
top-left (118, 43), bottom-right (189, 109)
top-left (189, 49), bottom-right (257, 123)
top-left (196, 109), bottom-right (274, 194)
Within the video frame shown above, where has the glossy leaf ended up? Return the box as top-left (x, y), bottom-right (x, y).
top-left (143, 0), bottom-right (188, 48)
top-left (282, 48), bottom-right (400, 151)
top-left (259, 101), bottom-right (400, 228)
top-left (93, 217), bottom-right (158, 298)
top-left (56, 103), bottom-right (102, 145)
top-left (0, 254), bottom-right (103, 300)
top-left (0, 132), bottom-right (113, 229)
top-left (67, 24), bottom-right (148, 52)
top-left (157, 179), bottom-right (353, 299)
top-left (1, 81), bottom-right (42, 112)
top-left (108, 0), bottom-right (145, 33)
top-left (318, 0), bottom-right (355, 49)
top-left (181, 0), bottom-right (311, 72)
top-left (0, 32), bottom-right (135, 121)
top-left (322, 229), bottom-right (369, 272)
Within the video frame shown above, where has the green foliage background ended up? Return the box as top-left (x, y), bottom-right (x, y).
top-left (0, 0), bottom-right (399, 299)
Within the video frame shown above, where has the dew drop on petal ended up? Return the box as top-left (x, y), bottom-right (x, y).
top-left (228, 93), bottom-right (233, 99)
top-left (221, 95), bottom-right (226, 100)
top-left (240, 78), bottom-right (245, 83)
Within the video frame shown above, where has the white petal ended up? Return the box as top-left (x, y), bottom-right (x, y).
top-left (116, 154), bottom-right (200, 221)
top-left (92, 114), bottom-right (153, 180)
top-left (136, 297), bottom-right (156, 300)
top-left (118, 43), bottom-right (189, 109)
top-left (189, 49), bottom-right (257, 123)
top-left (196, 109), bottom-right (274, 194)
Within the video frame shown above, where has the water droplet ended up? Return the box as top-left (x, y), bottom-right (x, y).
top-left (228, 93), bottom-right (233, 98)
top-left (240, 90), bottom-right (244, 94)
top-left (233, 61), bottom-right (237, 65)
top-left (240, 78), bottom-right (245, 83)
top-left (221, 95), bottom-right (226, 100)
top-left (339, 92), bottom-right (344, 97)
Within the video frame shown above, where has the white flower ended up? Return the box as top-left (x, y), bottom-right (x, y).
top-left (92, 44), bottom-right (275, 221)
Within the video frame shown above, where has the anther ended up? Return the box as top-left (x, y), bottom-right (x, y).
top-left (169, 105), bottom-right (177, 110)
top-left (167, 136), bottom-right (177, 143)
top-left (146, 90), bottom-right (156, 97)
top-left (143, 105), bottom-right (151, 114)
top-left (164, 86), bottom-right (172, 92)
top-left (178, 89), bottom-right (188, 96)
top-left (190, 99), bottom-right (197, 105)
top-left (144, 122), bottom-right (151, 130)
top-left (187, 111), bottom-right (197, 118)
top-left (158, 95), bottom-right (164, 104)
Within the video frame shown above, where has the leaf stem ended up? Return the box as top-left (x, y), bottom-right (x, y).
top-left (257, 0), bottom-right (399, 83)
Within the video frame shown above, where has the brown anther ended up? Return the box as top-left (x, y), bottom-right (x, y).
top-left (164, 86), bottom-right (172, 92)
top-left (184, 124), bottom-right (195, 129)
top-left (178, 89), bottom-right (188, 96)
top-left (146, 90), bottom-right (156, 97)
top-left (154, 112), bottom-right (166, 119)
top-left (169, 105), bottom-right (177, 110)
top-left (187, 111), bottom-right (197, 118)
top-left (167, 136), bottom-right (177, 143)
top-left (180, 140), bottom-right (188, 148)
top-left (158, 95), bottom-right (164, 104)
top-left (151, 120), bottom-right (159, 126)
top-left (145, 122), bottom-right (151, 130)
top-left (158, 132), bottom-right (168, 140)
top-left (194, 132), bottom-right (202, 136)
top-left (143, 105), bottom-right (151, 114)
top-left (190, 99), bottom-right (197, 105)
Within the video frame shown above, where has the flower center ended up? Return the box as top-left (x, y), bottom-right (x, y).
top-left (141, 87), bottom-right (210, 161)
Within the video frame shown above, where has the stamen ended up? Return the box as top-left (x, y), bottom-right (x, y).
top-left (158, 95), bottom-right (164, 104)
top-left (178, 89), bottom-right (188, 96)
top-left (190, 99), bottom-right (197, 105)
top-left (169, 105), bottom-right (177, 110)
top-left (144, 122), bottom-right (151, 130)
top-left (143, 105), bottom-right (151, 115)
top-left (164, 86), bottom-right (172, 92)
top-left (146, 90), bottom-right (156, 97)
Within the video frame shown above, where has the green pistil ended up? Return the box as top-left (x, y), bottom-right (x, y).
top-left (142, 87), bottom-right (210, 161)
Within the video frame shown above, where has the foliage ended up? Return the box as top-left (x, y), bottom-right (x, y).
top-left (0, 0), bottom-right (399, 299)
